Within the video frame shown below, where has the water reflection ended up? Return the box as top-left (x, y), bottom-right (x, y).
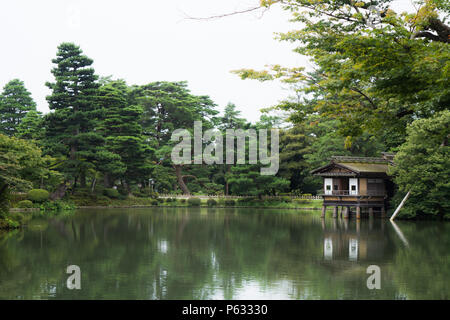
top-left (0, 208), bottom-right (448, 300)
top-left (321, 218), bottom-right (391, 262)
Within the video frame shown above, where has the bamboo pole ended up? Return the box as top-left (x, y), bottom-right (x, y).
top-left (390, 191), bottom-right (411, 221)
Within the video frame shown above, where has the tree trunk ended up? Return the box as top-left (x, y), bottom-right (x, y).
top-left (104, 173), bottom-right (111, 188)
top-left (90, 176), bottom-right (97, 194)
top-left (50, 183), bottom-right (68, 200)
top-left (173, 165), bottom-right (190, 195)
top-left (80, 171), bottom-right (86, 188)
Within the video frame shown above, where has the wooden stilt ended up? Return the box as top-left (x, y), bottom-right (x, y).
top-left (356, 206), bottom-right (361, 219)
top-left (343, 207), bottom-right (349, 219)
top-left (369, 207), bottom-right (374, 219)
top-left (321, 205), bottom-right (327, 218)
top-left (333, 206), bottom-right (338, 218)
top-left (381, 206), bottom-right (386, 218)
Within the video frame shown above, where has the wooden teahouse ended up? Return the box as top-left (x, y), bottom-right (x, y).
top-left (311, 153), bottom-right (395, 219)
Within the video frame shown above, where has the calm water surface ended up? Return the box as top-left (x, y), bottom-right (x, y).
top-left (0, 207), bottom-right (448, 299)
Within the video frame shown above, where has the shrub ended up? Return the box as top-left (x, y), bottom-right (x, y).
top-left (207, 199), bottom-right (217, 206)
top-left (150, 199), bottom-right (159, 205)
top-left (104, 188), bottom-right (120, 199)
top-left (281, 196), bottom-right (292, 203)
top-left (180, 199), bottom-right (186, 203)
top-left (224, 199), bottom-right (235, 206)
top-left (17, 200), bottom-right (34, 208)
top-left (187, 198), bottom-right (201, 206)
top-left (10, 193), bottom-right (27, 203)
top-left (133, 192), bottom-right (145, 198)
top-left (40, 200), bottom-right (75, 211)
top-left (27, 189), bottom-right (50, 203)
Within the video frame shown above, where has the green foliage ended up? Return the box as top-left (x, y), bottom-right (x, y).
top-left (390, 111), bottom-right (450, 219)
top-left (224, 199), bottom-right (235, 206)
top-left (97, 80), bottom-right (153, 189)
top-left (0, 135), bottom-right (51, 191)
top-left (44, 42), bottom-right (101, 185)
top-left (17, 200), bottom-right (33, 208)
top-left (39, 200), bottom-right (75, 211)
top-left (0, 79), bottom-right (37, 136)
top-left (0, 186), bottom-right (10, 218)
top-left (206, 199), bottom-right (217, 206)
top-left (104, 188), bottom-right (120, 199)
top-left (27, 189), bottom-right (49, 203)
top-left (236, 1), bottom-right (449, 147)
top-left (187, 198), bottom-right (201, 207)
top-left (16, 110), bottom-right (44, 141)
top-left (0, 216), bottom-right (19, 229)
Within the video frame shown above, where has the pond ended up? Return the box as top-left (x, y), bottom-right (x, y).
top-left (0, 207), bottom-right (448, 299)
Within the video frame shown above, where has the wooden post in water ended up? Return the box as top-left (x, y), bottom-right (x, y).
top-left (390, 191), bottom-right (411, 221)
top-left (333, 206), bottom-right (338, 218)
top-left (343, 206), bottom-right (349, 219)
top-left (321, 205), bottom-right (327, 218)
top-left (369, 207), bottom-right (374, 219)
top-left (356, 206), bottom-right (361, 220)
top-left (381, 206), bottom-right (386, 218)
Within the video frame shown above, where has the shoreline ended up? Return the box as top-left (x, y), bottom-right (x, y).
top-left (75, 205), bottom-right (323, 210)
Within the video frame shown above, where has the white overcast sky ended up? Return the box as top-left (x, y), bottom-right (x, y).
top-left (0, 0), bottom-right (415, 123)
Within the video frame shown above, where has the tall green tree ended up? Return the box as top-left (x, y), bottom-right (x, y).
top-left (279, 124), bottom-right (314, 193)
top-left (131, 81), bottom-right (218, 194)
top-left (16, 110), bottom-right (44, 141)
top-left (44, 43), bottom-right (102, 189)
top-left (97, 80), bottom-right (153, 191)
top-left (0, 135), bottom-right (51, 217)
top-left (390, 110), bottom-right (450, 219)
top-left (0, 79), bottom-right (36, 136)
top-left (235, 0), bottom-right (449, 147)
top-left (218, 103), bottom-right (248, 195)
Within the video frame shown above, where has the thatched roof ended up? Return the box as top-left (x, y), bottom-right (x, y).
top-left (310, 154), bottom-right (393, 177)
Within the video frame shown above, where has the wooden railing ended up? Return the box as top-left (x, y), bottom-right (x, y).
top-left (322, 190), bottom-right (386, 197)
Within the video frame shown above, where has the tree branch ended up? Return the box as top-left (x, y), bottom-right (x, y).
top-left (181, 6), bottom-right (269, 21)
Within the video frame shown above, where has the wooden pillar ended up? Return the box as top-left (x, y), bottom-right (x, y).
top-left (356, 206), bottom-right (361, 220)
top-left (321, 205), bottom-right (327, 218)
top-left (343, 206), bottom-right (349, 219)
top-left (369, 207), bottom-right (374, 219)
top-left (343, 217), bottom-right (349, 231)
top-left (333, 206), bottom-right (338, 218)
top-left (381, 206), bottom-right (386, 218)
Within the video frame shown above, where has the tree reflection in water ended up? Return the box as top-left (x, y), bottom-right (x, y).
top-left (0, 208), bottom-right (448, 299)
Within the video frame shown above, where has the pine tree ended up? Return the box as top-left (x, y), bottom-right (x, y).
top-left (16, 110), bottom-right (44, 140)
top-left (44, 43), bottom-right (101, 188)
top-left (0, 79), bottom-right (36, 136)
top-left (97, 80), bottom-right (152, 190)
